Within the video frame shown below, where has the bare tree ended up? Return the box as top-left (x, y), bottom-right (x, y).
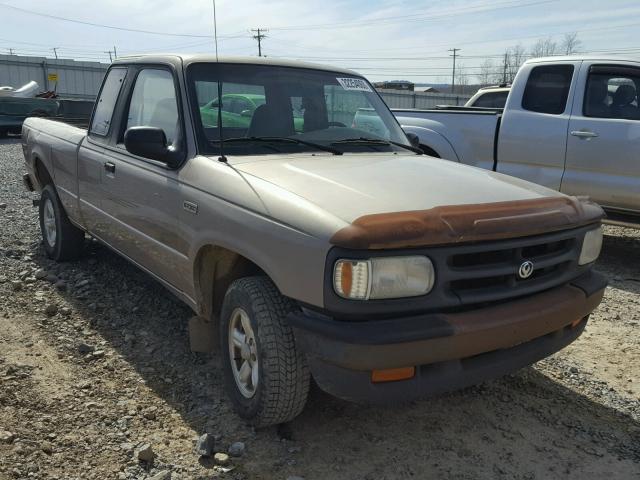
top-left (530, 37), bottom-right (557, 58)
top-left (561, 32), bottom-right (581, 54)
top-left (455, 63), bottom-right (469, 94)
top-left (504, 44), bottom-right (527, 83)
top-left (478, 59), bottom-right (495, 86)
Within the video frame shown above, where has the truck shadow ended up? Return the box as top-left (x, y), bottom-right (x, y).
top-left (29, 232), bottom-right (639, 477)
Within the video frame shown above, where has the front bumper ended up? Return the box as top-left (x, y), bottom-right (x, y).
top-left (288, 271), bottom-right (607, 403)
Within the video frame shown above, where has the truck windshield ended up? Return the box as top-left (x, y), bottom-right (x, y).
top-left (187, 63), bottom-right (412, 156)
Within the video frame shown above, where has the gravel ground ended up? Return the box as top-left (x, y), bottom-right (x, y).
top-left (0, 136), bottom-right (639, 480)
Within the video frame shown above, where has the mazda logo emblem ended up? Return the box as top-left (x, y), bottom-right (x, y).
top-left (518, 260), bottom-right (534, 279)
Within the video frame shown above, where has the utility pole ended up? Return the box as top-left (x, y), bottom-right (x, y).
top-left (52, 47), bottom-right (59, 59)
top-left (113, 46), bottom-right (117, 59)
top-left (8, 48), bottom-right (14, 55)
top-left (448, 48), bottom-right (460, 93)
top-left (251, 28), bottom-right (268, 57)
top-left (502, 52), bottom-right (508, 84)
top-left (105, 50), bottom-right (113, 62)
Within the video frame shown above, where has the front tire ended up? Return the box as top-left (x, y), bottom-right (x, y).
top-left (39, 184), bottom-right (85, 261)
top-left (220, 276), bottom-right (310, 427)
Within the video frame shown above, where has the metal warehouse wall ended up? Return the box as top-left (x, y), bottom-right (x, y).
top-left (0, 54), bottom-right (108, 100)
top-left (378, 90), bottom-right (471, 109)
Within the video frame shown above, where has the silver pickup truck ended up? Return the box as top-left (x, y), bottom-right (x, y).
top-left (396, 55), bottom-right (640, 226)
top-left (22, 54), bottom-right (607, 427)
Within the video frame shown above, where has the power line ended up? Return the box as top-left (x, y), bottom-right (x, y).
top-left (264, 19), bottom-right (640, 57)
top-left (0, 2), bottom-right (243, 39)
top-left (251, 28), bottom-right (268, 57)
top-left (267, 0), bottom-right (555, 31)
top-left (449, 48), bottom-right (460, 93)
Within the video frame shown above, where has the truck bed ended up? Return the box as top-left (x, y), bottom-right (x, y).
top-left (392, 108), bottom-right (500, 171)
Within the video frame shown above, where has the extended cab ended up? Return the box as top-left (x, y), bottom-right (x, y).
top-left (22, 55), bottom-right (607, 426)
top-left (396, 55), bottom-right (640, 225)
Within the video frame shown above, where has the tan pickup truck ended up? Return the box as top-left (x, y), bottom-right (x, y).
top-left (22, 54), bottom-right (607, 427)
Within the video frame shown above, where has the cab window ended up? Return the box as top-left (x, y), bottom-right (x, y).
top-left (126, 69), bottom-right (180, 144)
top-left (584, 68), bottom-right (640, 120)
top-left (522, 65), bottom-right (574, 114)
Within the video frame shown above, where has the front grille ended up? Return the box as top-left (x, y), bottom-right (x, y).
top-left (324, 224), bottom-right (595, 319)
top-left (442, 232), bottom-right (581, 305)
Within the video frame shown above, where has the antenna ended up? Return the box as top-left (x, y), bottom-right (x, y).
top-left (212, 0), bottom-right (219, 61)
top-left (212, 0), bottom-right (226, 162)
top-left (216, 80), bottom-right (227, 163)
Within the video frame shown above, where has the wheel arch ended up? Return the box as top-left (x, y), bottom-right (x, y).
top-left (33, 155), bottom-right (53, 190)
top-left (192, 244), bottom-right (268, 322)
top-left (399, 124), bottom-right (460, 161)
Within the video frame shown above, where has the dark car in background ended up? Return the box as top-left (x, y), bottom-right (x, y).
top-left (0, 96), bottom-right (93, 137)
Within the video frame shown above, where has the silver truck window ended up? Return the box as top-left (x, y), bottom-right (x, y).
top-left (90, 68), bottom-right (127, 136)
top-left (126, 69), bottom-right (180, 144)
top-left (522, 65), bottom-right (574, 115)
top-left (473, 91), bottom-right (508, 108)
top-left (584, 70), bottom-right (640, 120)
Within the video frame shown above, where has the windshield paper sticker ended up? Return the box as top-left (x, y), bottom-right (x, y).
top-left (336, 77), bottom-right (373, 92)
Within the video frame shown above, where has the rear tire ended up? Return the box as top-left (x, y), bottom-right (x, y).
top-left (39, 184), bottom-right (85, 261)
top-left (220, 276), bottom-right (310, 427)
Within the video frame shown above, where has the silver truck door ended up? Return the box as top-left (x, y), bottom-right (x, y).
top-left (97, 67), bottom-right (191, 293)
top-left (79, 67), bottom-right (127, 231)
top-left (497, 61), bottom-right (580, 189)
top-left (562, 62), bottom-right (640, 212)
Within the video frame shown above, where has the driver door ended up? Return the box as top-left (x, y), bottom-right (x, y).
top-left (97, 67), bottom-right (191, 293)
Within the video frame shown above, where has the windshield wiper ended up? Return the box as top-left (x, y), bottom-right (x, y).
top-left (331, 137), bottom-right (422, 154)
top-left (214, 136), bottom-right (343, 155)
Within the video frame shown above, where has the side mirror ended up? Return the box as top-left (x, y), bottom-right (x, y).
top-left (405, 132), bottom-right (420, 148)
top-left (124, 126), bottom-right (170, 162)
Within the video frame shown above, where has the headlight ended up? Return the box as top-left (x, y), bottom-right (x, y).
top-left (333, 256), bottom-right (435, 300)
top-left (579, 227), bottom-right (603, 265)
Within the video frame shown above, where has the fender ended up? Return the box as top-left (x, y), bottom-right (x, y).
top-left (400, 124), bottom-right (459, 161)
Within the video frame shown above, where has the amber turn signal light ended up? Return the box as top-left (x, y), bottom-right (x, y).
top-left (371, 366), bottom-right (416, 383)
top-left (570, 317), bottom-right (584, 328)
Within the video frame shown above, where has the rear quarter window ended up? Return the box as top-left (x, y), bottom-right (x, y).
top-left (522, 65), bottom-right (574, 114)
top-left (90, 67), bottom-right (127, 136)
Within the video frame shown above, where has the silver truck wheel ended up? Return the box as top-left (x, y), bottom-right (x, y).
top-left (39, 184), bottom-right (85, 261)
top-left (228, 307), bottom-right (260, 398)
top-left (220, 276), bottom-right (310, 427)
top-left (42, 197), bottom-right (57, 247)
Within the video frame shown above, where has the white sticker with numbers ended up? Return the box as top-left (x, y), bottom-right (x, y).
top-left (336, 77), bottom-right (373, 92)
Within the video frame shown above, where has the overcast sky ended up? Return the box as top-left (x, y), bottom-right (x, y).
top-left (1, 0), bottom-right (639, 83)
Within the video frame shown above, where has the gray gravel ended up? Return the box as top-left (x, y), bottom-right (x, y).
top-left (0, 137), bottom-right (639, 479)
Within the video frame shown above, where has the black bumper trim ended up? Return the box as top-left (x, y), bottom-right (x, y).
top-left (288, 310), bottom-right (454, 345)
top-left (309, 319), bottom-right (587, 404)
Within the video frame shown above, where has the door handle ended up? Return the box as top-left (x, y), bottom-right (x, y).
top-left (104, 161), bottom-right (116, 173)
top-left (570, 130), bottom-right (599, 139)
